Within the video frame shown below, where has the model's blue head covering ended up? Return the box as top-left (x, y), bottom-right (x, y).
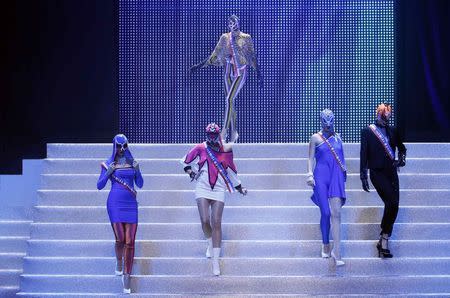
top-left (106, 134), bottom-right (134, 165)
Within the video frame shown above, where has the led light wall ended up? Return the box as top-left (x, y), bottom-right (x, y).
top-left (119, 0), bottom-right (394, 143)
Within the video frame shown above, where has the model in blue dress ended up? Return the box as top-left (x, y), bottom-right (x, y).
top-left (97, 134), bottom-right (143, 294)
top-left (306, 109), bottom-right (347, 266)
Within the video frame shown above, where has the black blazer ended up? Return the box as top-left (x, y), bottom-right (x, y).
top-left (360, 124), bottom-right (406, 179)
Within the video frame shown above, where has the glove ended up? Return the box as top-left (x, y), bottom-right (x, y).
top-left (306, 174), bottom-right (315, 187)
top-left (132, 160), bottom-right (140, 171)
top-left (188, 171), bottom-right (197, 181)
top-left (397, 152), bottom-right (406, 167)
top-left (361, 178), bottom-right (370, 192)
top-left (235, 184), bottom-right (248, 196)
top-left (106, 162), bottom-right (116, 176)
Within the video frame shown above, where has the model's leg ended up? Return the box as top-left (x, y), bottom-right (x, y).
top-left (371, 170), bottom-right (399, 248)
top-left (210, 200), bottom-right (225, 248)
top-left (370, 169), bottom-right (396, 258)
top-left (122, 223), bottom-right (137, 293)
top-left (123, 223), bottom-right (138, 274)
top-left (222, 70), bottom-right (247, 142)
top-left (196, 198), bottom-right (213, 258)
top-left (111, 222), bottom-right (125, 275)
top-left (210, 200), bottom-right (225, 276)
top-left (329, 197), bottom-right (344, 266)
top-left (224, 63), bottom-right (233, 94)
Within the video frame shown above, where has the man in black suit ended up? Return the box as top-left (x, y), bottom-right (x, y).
top-left (360, 103), bottom-right (406, 258)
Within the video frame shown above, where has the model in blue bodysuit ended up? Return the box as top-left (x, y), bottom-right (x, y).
top-left (97, 134), bottom-right (143, 294)
top-left (307, 109), bottom-right (347, 266)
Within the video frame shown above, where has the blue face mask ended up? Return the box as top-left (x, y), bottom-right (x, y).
top-left (320, 109), bottom-right (335, 133)
top-left (228, 15), bottom-right (240, 32)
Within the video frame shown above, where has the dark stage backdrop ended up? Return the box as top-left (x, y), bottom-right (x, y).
top-left (119, 0), bottom-right (395, 143)
top-left (2, 0), bottom-right (118, 173)
top-left (397, 0), bottom-right (450, 141)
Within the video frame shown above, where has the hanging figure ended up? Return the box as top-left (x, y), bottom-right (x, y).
top-left (190, 15), bottom-right (263, 142)
top-left (360, 103), bottom-right (406, 258)
top-left (97, 134), bottom-right (144, 294)
top-left (181, 123), bottom-right (247, 276)
top-left (307, 109), bottom-right (347, 266)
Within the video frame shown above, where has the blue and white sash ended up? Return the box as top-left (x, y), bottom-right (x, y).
top-left (101, 162), bottom-right (137, 197)
top-left (205, 144), bottom-right (234, 193)
top-left (369, 124), bottom-right (395, 160)
top-left (318, 132), bottom-right (347, 172)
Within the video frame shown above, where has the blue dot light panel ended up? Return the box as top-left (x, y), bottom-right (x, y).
top-left (119, 0), bottom-right (394, 143)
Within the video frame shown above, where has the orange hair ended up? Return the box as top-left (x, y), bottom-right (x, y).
top-left (376, 103), bottom-right (392, 116)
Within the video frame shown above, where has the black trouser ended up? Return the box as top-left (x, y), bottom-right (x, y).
top-left (370, 167), bottom-right (399, 237)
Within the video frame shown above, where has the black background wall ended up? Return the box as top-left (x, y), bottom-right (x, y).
top-left (2, 0), bottom-right (118, 173)
top-left (396, 0), bottom-right (450, 141)
top-left (1, 0), bottom-right (449, 174)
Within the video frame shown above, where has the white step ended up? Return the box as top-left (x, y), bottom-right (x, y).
top-left (31, 206), bottom-right (450, 224)
top-left (46, 143), bottom-right (450, 158)
top-left (21, 257), bottom-right (450, 276)
top-left (0, 237), bottom-right (28, 253)
top-left (42, 158), bottom-right (450, 174)
top-left (29, 223), bottom-right (450, 240)
top-left (36, 189), bottom-right (450, 206)
top-left (19, 275), bottom-right (450, 294)
top-left (40, 173), bottom-right (450, 190)
top-left (25, 240), bottom-right (450, 258)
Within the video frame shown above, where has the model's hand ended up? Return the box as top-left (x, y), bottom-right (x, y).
top-left (306, 174), bottom-right (315, 187)
top-left (132, 160), bottom-right (140, 171)
top-left (189, 63), bottom-right (201, 75)
top-left (235, 185), bottom-right (248, 196)
top-left (188, 170), bottom-right (197, 181)
top-left (397, 152), bottom-right (406, 167)
top-left (106, 162), bottom-right (116, 176)
top-left (361, 178), bottom-right (370, 192)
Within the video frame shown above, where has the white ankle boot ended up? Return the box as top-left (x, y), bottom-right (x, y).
top-left (205, 237), bottom-right (212, 258)
top-left (212, 247), bottom-right (221, 276)
top-left (321, 244), bottom-right (331, 258)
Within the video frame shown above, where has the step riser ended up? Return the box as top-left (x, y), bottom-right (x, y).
top-left (0, 223), bottom-right (31, 237)
top-left (17, 294), bottom-right (448, 298)
top-left (46, 143), bottom-right (450, 159)
top-left (19, 275), bottom-right (450, 294)
top-left (0, 239), bottom-right (28, 253)
top-left (37, 190), bottom-right (450, 206)
top-left (0, 272), bottom-right (20, 286)
top-left (41, 174), bottom-right (450, 190)
top-left (43, 159), bottom-right (450, 174)
top-left (32, 207), bottom-right (450, 224)
top-left (29, 224), bottom-right (450, 240)
top-left (1, 256), bottom-right (25, 270)
top-left (22, 258), bottom-right (450, 275)
top-left (25, 241), bottom-right (450, 258)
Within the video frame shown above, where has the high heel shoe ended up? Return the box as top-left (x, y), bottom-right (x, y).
top-left (115, 259), bottom-right (123, 276)
top-left (321, 244), bottom-right (331, 258)
top-left (376, 237), bottom-right (393, 258)
top-left (331, 250), bottom-right (345, 266)
top-left (122, 273), bottom-right (131, 294)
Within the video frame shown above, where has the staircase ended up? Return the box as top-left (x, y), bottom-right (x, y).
top-left (18, 143), bottom-right (450, 297)
top-left (0, 220), bottom-right (31, 297)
